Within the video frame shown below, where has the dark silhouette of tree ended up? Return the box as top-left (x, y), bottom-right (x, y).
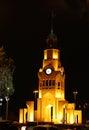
top-left (0, 45), bottom-right (15, 119)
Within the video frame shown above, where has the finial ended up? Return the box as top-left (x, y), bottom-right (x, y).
top-left (46, 11), bottom-right (57, 49)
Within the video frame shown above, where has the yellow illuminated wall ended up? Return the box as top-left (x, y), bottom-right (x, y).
top-left (19, 108), bottom-right (27, 123)
top-left (74, 110), bottom-right (82, 124)
top-left (26, 101), bottom-right (34, 122)
top-left (19, 109), bottom-right (24, 123)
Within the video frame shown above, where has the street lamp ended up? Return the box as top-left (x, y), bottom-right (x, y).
top-left (73, 91), bottom-right (78, 109)
top-left (33, 90), bottom-right (38, 110)
top-left (0, 98), bottom-right (3, 119)
top-left (5, 96), bottom-right (9, 120)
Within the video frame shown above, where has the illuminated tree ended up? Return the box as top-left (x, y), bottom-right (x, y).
top-left (0, 45), bottom-right (15, 119)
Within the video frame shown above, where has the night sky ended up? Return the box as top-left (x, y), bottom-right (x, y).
top-left (0, 1), bottom-right (89, 120)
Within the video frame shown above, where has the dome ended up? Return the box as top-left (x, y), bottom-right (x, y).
top-left (46, 30), bottom-right (58, 49)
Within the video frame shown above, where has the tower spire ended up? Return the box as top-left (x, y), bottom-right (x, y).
top-left (51, 11), bottom-right (54, 34)
top-left (46, 11), bottom-right (57, 49)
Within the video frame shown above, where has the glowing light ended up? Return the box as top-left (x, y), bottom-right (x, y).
top-left (56, 93), bottom-right (61, 98)
top-left (19, 109), bottom-right (24, 123)
top-left (39, 91), bottom-right (41, 98)
top-left (44, 54), bottom-right (47, 59)
top-left (53, 50), bottom-right (59, 59)
top-left (21, 126), bottom-right (26, 130)
top-left (53, 54), bottom-right (58, 59)
top-left (44, 50), bottom-right (47, 59)
top-left (70, 114), bottom-right (74, 124)
top-left (47, 104), bottom-right (52, 108)
top-left (30, 112), bottom-right (34, 121)
top-left (59, 112), bottom-right (63, 123)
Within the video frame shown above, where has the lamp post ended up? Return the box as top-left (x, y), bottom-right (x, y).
top-left (73, 91), bottom-right (78, 109)
top-left (0, 98), bottom-right (3, 119)
top-left (5, 96), bottom-right (9, 120)
top-left (33, 90), bottom-right (38, 110)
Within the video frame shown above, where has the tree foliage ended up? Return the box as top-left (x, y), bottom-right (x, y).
top-left (0, 45), bottom-right (15, 98)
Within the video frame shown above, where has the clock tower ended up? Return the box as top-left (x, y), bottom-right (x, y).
top-left (37, 28), bottom-right (67, 123)
top-left (38, 30), bottom-right (65, 100)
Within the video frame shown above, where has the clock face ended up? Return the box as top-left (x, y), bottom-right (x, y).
top-left (46, 68), bottom-right (52, 75)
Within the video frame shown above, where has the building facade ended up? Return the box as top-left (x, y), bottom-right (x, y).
top-left (19, 28), bottom-right (82, 124)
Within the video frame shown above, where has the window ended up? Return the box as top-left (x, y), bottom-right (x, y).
top-left (46, 80), bottom-right (48, 86)
top-left (58, 82), bottom-right (60, 86)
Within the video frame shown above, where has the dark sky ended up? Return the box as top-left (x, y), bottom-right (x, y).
top-left (0, 0), bottom-right (89, 120)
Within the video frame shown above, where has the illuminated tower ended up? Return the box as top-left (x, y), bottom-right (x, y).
top-left (38, 29), bottom-right (65, 100)
top-left (19, 18), bottom-right (82, 124)
top-left (36, 25), bottom-right (82, 124)
top-left (37, 25), bottom-right (68, 123)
